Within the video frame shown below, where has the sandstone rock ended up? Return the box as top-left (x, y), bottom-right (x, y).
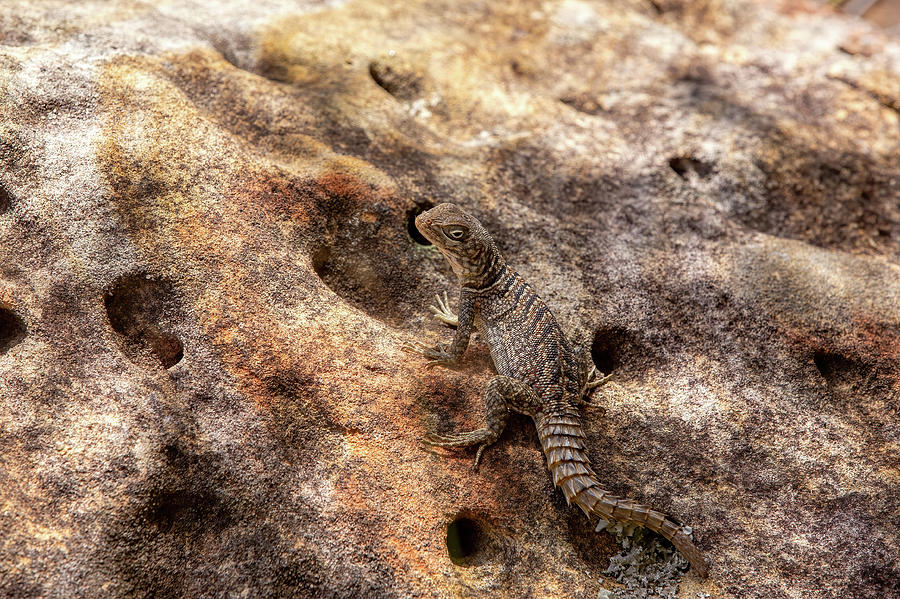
top-left (0, 1), bottom-right (898, 597)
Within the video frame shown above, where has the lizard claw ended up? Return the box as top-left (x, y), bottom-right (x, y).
top-left (585, 366), bottom-right (612, 391)
top-left (403, 341), bottom-right (453, 365)
top-left (420, 343), bottom-right (456, 369)
top-left (401, 340), bottom-right (429, 356)
top-left (423, 431), bottom-right (457, 445)
top-left (472, 443), bottom-right (488, 470)
top-left (579, 366), bottom-right (612, 404)
top-left (424, 429), bottom-right (496, 449)
top-left (423, 434), bottom-right (492, 470)
top-left (429, 291), bottom-right (458, 327)
top-left (410, 357), bottom-right (455, 370)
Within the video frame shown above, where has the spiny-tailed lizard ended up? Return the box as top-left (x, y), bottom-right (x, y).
top-left (403, 202), bottom-right (708, 577)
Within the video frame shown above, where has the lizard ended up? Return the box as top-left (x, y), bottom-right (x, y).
top-left (403, 202), bottom-right (709, 578)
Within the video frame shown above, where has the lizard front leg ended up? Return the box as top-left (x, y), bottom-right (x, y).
top-left (425, 376), bottom-right (540, 467)
top-left (574, 346), bottom-right (612, 403)
top-left (403, 289), bottom-right (474, 369)
top-left (584, 365), bottom-right (612, 394)
top-left (429, 291), bottom-right (458, 327)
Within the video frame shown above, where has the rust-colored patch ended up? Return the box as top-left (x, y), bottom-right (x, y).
top-left (316, 171), bottom-right (382, 205)
top-left (230, 169), bottom-right (314, 226)
top-left (853, 315), bottom-right (900, 372)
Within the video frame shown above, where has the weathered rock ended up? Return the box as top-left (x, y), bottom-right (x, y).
top-left (1, 0), bottom-right (898, 597)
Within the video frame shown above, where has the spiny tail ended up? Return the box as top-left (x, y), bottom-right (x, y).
top-left (536, 412), bottom-right (709, 578)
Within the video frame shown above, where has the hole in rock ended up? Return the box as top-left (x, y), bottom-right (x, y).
top-left (311, 240), bottom-right (419, 327)
top-left (105, 275), bottom-right (184, 369)
top-left (311, 247), bottom-right (332, 279)
top-left (309, 199), bottom-right (447, 327)
top-left (0, 185), bottom-right (11, 213)
top-left (407, 204), bottom-right (434, 246)
top-left (559, 95), bottom-right (603, 115)
top-left (0, 307), bottom-right (26, 353)
top-left (446, 517), bottom-right (481, 564)
top-left (590, 327), bottom-right (659, 378)
top-left (147, 487), bottom-right (226, 535)
top-left (589, 327), bottom-right (655, 378)
top-left (668, 156), bottom-right (713, 179)
top-left (591, 333), bottom-right (618, 375)
top-left (154, 333), bottom-right (184, 369)
top-left (813, 350), bottom-right (859, 387)
top-left (368, 61), bottom-right (393, 94)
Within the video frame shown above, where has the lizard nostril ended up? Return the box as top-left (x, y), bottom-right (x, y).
top-left (407, 203), bottom-right (433, 246)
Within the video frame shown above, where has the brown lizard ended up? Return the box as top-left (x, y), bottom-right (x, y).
top-left (403, 202), bottom-right (709, 578)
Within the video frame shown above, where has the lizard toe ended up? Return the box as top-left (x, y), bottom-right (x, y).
top-left (423, 432), bottom-right (459, 446)
top-left (472, 443), bottom-right (490, 470)
top-left (585, 372), bottom-right (612, 391)
top-left (424, 359), bottom-right (451, 370)
top-left (401, 341), bottom-right (428, 355)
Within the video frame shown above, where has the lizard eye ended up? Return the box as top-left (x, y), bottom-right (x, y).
top-left (444, 225), bottom-right (468, 240)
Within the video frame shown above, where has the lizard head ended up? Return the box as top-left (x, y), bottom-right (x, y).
top-left (414, 203), bottom-right (504, 287)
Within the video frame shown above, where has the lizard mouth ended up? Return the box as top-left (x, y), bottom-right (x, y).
top-left (414, 213), bottom-right (439, 245)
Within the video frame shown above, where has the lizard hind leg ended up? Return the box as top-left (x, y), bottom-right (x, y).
top-left (424, 376), bottom-right (538, 468)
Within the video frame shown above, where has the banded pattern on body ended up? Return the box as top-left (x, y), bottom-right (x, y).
top-left (474, 268), bottom-right (582, 409)
top-left (404, 202), bottom-right (709, 578)
top-left (536, 412), bottom-right (709, 578)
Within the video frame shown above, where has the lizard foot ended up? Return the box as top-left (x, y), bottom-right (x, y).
top-left (583, 366), bottom-right (612, 400)
top-left (429, 291), bottom-right (458, 328)
top-left (424, 428), bottom-right (498, 468)
top-left (401, 341), bottom-right (455, 369)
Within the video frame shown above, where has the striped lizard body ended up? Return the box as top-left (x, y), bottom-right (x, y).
top-left (403, 202), bottom-right (708, 578)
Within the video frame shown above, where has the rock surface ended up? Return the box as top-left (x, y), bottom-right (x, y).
top-left (1, 0), bottom-right (899, 597)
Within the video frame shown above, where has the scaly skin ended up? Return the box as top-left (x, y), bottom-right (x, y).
top-left (403, 203), bottom-right (708, 578)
